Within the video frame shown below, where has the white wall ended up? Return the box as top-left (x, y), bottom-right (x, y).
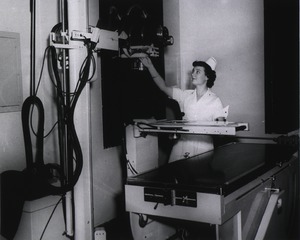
top-left (0, 1), bottom-right (30, 172)
top-left (0, 0), bottom-right (61, 172)
top-left (163, 0), bottom-right (181, 87)
top-left (164, 0), bottom-right (271, 139)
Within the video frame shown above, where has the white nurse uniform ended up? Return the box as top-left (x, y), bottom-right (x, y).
top-left (169, 87), bottom-right (224, 162)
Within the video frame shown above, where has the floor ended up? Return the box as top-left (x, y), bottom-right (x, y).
top-left (99, 211), bottom-right (300, 240)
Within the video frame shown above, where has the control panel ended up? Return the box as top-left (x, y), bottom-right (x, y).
top-left (144, 187), bottom-right (197, 208)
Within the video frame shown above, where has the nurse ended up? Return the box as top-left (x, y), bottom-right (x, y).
top-left (139, 56), bottom-right (227, 162)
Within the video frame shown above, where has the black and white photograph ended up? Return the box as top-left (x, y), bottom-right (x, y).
top-left (1, 0), bottom-right (299, 239)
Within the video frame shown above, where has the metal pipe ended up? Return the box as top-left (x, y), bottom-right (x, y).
top-left (58, 0), bottom-right (74, 237)
top-left (65, 191), bottom-right (74, 237)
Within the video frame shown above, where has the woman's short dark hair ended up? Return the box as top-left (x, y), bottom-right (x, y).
top-left (192, 61), bottom-right (217, 88)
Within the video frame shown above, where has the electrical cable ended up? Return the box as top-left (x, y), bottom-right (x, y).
top-left (23, 22), bottom-right (96, 237)
top-left (127, 160), bottom-right (138, 175)
top-left (23, 42), bottom-right (93, 197)
top-left (48, 45), bottom-right (81, 194)
top-left (46, 41), bottom-right (96, 194)
top-left (70, 45), bottom-right (95, 106)
top-left (138, 214), bottom-right (148, 228)
top-left (121, 131), bottom-right (139, 176)
top-left (29, 46), bottom-right (59, 139)
top-left (35, 46), bottom-right (51, 95)
top-left (25, 3), bottom-right (96, 238)
top-left (39, 196), bottom-right (63, 240)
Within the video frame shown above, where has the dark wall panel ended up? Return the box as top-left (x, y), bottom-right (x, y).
top-left (99, 0), bottom-right (166, 148)
top-left (264, 0), bottom-right (299, 134)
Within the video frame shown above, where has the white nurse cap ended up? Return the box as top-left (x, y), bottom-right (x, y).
top-left (205, 57), bottom-right (217, 70)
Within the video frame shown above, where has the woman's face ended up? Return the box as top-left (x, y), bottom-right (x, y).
top-left (191, 66), bottom-right (208, 86)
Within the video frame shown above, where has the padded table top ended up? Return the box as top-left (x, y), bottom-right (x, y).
top-left (127, 143), bottom-right (297, 195)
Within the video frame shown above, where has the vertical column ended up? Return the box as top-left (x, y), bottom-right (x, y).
top-left (67, 0), bottom-right (94, 239)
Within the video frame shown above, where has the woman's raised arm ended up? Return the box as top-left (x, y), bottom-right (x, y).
top-left (139, 57), bottom-right (173, 98)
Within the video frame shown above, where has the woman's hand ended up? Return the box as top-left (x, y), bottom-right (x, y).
top-left (139, 56), bottom-right (153, 69)
top-left (139, 56), bottom-right (173, 98)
